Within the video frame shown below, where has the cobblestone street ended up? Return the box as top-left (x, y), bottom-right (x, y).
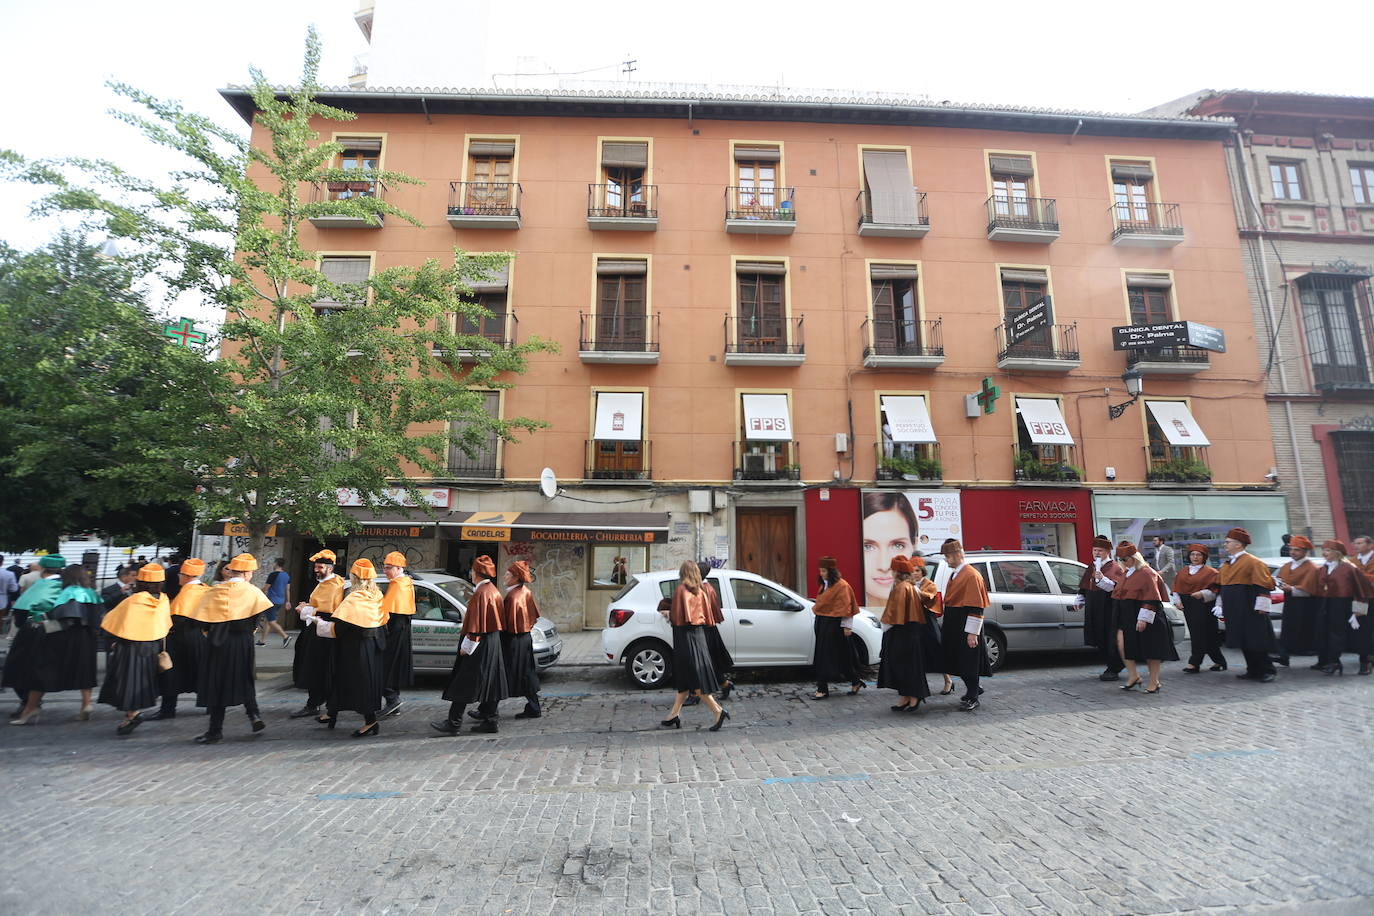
top-left (2, 651), bottom-right (1372, 915)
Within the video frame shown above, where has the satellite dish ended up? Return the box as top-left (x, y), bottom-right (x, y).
top-left (539, 467), bottom-right (558, 500)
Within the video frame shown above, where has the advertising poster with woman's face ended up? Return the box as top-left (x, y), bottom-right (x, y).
top-left (860, 490), bottom-right (962, 607)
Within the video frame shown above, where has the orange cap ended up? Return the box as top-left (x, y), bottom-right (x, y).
top-left (226, 553), bottom-right (258, 572)
top-left (310, 549), bottom-right (337, 563)
top-left (180, 558), bottom-right (206, 576)
top-left (136, 564), bottom-right (165, 582)
top-left (350, 558), bottom-right (377, 578)
top-left (383, 551), bottom-right (407, 568)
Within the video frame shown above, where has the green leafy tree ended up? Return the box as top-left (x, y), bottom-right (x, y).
top-left (0, 234), bottom-right (209, 551)
top-left (4, 30), bottom-right (553, 558)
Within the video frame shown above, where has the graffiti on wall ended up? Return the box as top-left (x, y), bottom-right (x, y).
top-left (349, 538), bottom-right (437, 570)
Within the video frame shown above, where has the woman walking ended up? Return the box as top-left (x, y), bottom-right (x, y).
top-left (1172, 544), bottom-right (1227, 673)
top-left (98, 563), bottom-right (173, 736)
top-left (326, 558), bottom-right (388, 737)
top-left (501, 560), bottom-right (544, 720)
top-left (378, 552), bottom-right (415, 718)
top-left (187, 553), bottom-right (272, 744)
top-left (147, 558), bottom-right (209, 721)
top-left (1274, 535), bottom-right (1323, 667)
top-left (700, 561), bottom-right (735, 700)
top-left (659, 560), bottom-right (728, 731)
top-left (939, 540), bottom-right (991, 712)
top-left (1113, 542), bottom-right (1177, 693)
top-left (431, 556), bottom-right (508, 736)
top-left (1316, 539), bottom-right (1374, 675)
top-left (7, 559), bottom-right (102, 725)
top-left (5, 555), bottom-right (66, 723)
top-left (877, 555), bottom-right (939, 712)
top-left (811, 556), bottom-right (864, 699)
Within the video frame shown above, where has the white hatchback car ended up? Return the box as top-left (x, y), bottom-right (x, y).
top-left (600, 568), bottom-right (884, 689)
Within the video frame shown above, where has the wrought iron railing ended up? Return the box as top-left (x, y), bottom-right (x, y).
top-left (857, 189), bottom-right (928, 228)
top-left (1110, 201), bottom-right (1183, 239)
top-left (862, 317), bottom-right (943, 360)
top-left (1145, 445), bottom-right (1211, 483)
top-left (996, 322), bottom-right (1079, 362)
top-left (313, 177), bottom-right (385, 202)
top-left (448, 181), bottom-right (522, 218)
top-left (444, 309), bottom-right (517, 350)
top-left (579, 312), bottom-right (660, 352)
top-left (725, 186), bottom-right (796, 221)
top-left (986, 195), bottom-right (1058, 233)
top-left (875, 442), bottom-right (942, 481)
top-left (587, 183), bottom-right (659, 219)
top-left (1126, 345), bottom-right (1210, 368)
top-left (725, 314), bottom-right (804, 356)
top-left (734, 441), bottom-right (800, 481)
top-left (1013, 445), bottom-right (1081, 482)
top-left (447, 446), bottom-right (501, 479)
top-left (585, 440), bottom-right (652, 480)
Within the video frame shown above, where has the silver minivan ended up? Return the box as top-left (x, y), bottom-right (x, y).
top-left (929, 550), bottom-right (1186, 672)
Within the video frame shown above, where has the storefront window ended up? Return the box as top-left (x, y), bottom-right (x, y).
top-left (1092, 493), bottom-right (1288, 560)
top-left (588, 544), bottom-right (650, 589)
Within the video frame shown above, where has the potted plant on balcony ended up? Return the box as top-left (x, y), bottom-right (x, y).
top-left (1014, 450), bottom-right (1081, 482)
top-left (1146, 457), bottom-right (1212, 483)
top-left (879, 455), bottom-right (943, 481)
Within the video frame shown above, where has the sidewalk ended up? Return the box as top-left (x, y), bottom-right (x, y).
top-left (252, 628), bottom-right (613, 676)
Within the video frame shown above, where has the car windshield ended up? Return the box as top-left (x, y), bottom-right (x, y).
top-left (436, 578), bottom-right (473, 604)
top-left (610, 576), bottom-right (639, 602)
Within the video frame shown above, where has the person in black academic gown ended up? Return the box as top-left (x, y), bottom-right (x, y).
top-left (431, 555), bottom-right (508, 735)
top-left (187, 554), bottom-right (272, 743)
top-left (325, 558), bottom-right (388, 738)
top-left (1218, 528), bottom-right (1278, 683)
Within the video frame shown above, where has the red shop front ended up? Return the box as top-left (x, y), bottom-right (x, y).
top-left (959, 488), bottom-right (1093, 563)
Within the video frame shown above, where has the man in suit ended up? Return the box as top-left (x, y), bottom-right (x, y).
top-left (101, 565), bottom-right (137, 612)
top-left (1152, 536), bottom-right (1177, 584)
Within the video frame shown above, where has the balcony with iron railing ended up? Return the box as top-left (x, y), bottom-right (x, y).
top-left (861, 317), bottom-right (944, 368)
top-left (725, 186), bottom-right (796, 235)
top-left (986, 196), bottom-right (1060, 243)
top-left (578, 312), bottom-right (660, 364)
top-left (584, 440), bottom-right (652, 482)
top-left (857, 189), bottom-right (929, 237)
top-left (587, 184), bottom-right (659, 230)
top-left (1145, 445), bottom-right (1212, 488)
top-left (446, 446), bottom-right (501, 480)
top-left (996, 322), bottom-right (1080, 372)
top-left (1126, 344), bottom-right (1211, 376)
top-left (447, 182), bottom-right (522, 229)
top-left (724, 315), bottom-right (805, 366)
top-left (433, 310), bottom-right (519, 363)
top-left (309, 179), bottom-right (385, 228)
top-left (1110, 201), bottom-right (1183, 247)
top-left (1013, 445), bottom-right (1082, 485)
top-left (734, 440), bottom-right (800, 482)
top-left (875, 442), bottom-right (943, 484)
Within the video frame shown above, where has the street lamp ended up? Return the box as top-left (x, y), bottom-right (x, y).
top-left (1108, 368), bottom-right (1144, 419)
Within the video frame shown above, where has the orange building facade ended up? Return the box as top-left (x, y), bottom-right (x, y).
top-left (221, 87), bottom-right (1287, 630)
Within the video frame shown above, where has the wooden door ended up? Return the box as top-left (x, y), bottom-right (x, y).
top-left (735, 507), bottom-right (796, 590)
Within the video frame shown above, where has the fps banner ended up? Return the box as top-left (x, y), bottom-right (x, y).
top-left (859, 489), bottom-right (963, 608)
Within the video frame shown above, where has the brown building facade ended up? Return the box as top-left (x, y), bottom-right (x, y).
top-left (220, 87), bottom-right (1286, 629)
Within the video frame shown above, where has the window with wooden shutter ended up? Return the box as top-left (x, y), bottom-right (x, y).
top-left (1000, 270), bottom-right (1050, 352)
top-left (466, 142), bottom-right (514, 209)
top-left (1352, 164), bottom-right (1374, 204)
top-left (1269, 160), bottom-right (1307, 200)
top-left (449, 391), bottom-right (501, 477)
top-left (597, 274), bottom-right (647, 346)
top-left (1111, 162), bottom-right (1154, 224)
top-left (332, 139), bottom-right (381, 199)
top-left (737, 272), bottom-right (785, 351)
top-left (861, 149), bottom-right (917, 224)
top-left (316, 257), bottom-right (371, 312)
top-left (870, 270), bottom-right (920, 353)
top-left (599, 143), bottom-right (648, 215)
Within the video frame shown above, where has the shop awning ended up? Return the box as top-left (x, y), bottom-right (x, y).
top-left (1146, 400), bottom-right (1211, 446)
top-left (594, 392), bottom-right (643, 441)
top-left (442, 511), bottom-right (670, 544)
top-left (741, 393), bottom-right (793, 441)
top-left (880, 395), bottom-right (937, 443)
top-left (1016, 397), bottom-right (1074, 445)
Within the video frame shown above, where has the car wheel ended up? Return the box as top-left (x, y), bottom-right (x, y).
top-left (983, 627), bottom-right (1008, 674)
top-left (625, 640), bottom-right (672, 690)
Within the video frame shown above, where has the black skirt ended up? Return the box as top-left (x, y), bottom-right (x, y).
top-left (98, 637), bottom-right (161, 711)
top-left (1280, 595), bottom-right (1324, 656)
top-left (442, 633), bottom-right (509, 706)
top-left (877, 622), bottom-right (931, 698)
top-left (50, 621), bottom-right (98, 691)
top-left (812, 616), bottom-right (858, 685)
top-left (703, 625), bottom-right (733, 679)
top-left (920, 615), bottom-right (946, 674)
top-left (1, 623), bottom-right (61, 693)
top-left (164, 615), bottom-right (207, 696)
top-left (291, 620), bottom-right (312, 689)
top-left (672, 624), bottom-right (721, 693)
top-left (301, 615), bottom-right (337, 698)
top-left (1180, 596), bottom-right (1224, 658)
top-left (1222, 583), bottom-right (1276, 652)
top-left (197, 619), bottom-right (257, 709)
top-left (1327, 598), bottom-right (1374, 656)
top-left (1082, 591), bottom-right (1114, 649)
top-left (330, 619), bottom-right (385, 716)
top-left (501, 630), bottom-right (540, 698)
top-left (1118, 606), bottom-right (1179, 662)
top-left (940, 608), bottom-right (992, 678)
top-left (381, 614), bottom-right (414, 691)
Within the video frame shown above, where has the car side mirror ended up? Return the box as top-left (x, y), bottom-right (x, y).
top-left (442, 609), bottom-right (463, 624)
top-left (780, 598), bottom-right (804, 612)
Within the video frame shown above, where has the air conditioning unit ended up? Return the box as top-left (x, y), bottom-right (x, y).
top-left (743, 453), bottom-right (768, 475)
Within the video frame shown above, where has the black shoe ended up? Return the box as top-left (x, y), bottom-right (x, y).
top-left (145, 709), bottom-right (176, 721)
top-left (1257, 673), bottom-right (1277, 683)
top-left (250, 719), bottom-right (266, 733)
top-left (381, 699), bottom-right (404, 718)
top-left (351, 722), bottom-right (379, 738)
top-left (1309, 662), bottom-right (1327, 671)
top-left (318, 714), bottom-right (337, 730)
top-left (709, 709), bottom-right (731, 732)
top-left (1273, 655), bottom-right (1290, 668)
top-left (719, 680), bottom-right (734, 700)
top-left (514, 707), bottom-right (542, 719)
top-left (472, 719), bottom-right (498, 734)
top-left (430, 718), bottom-right (460, 736)
top-left (1235, 672), bottom-right (1258, 680)
top-left (193, 732), bottom-right (222, 744)
top-left (1099, 670), bottom-right (1122, 682)
top-left (659, 716), bottom-right (681, 729)
top-left (466, 709), bottom-right (494, 721)
top-left (289, 705), bottom-right (319, 719)
top-left (1182, 666), bottom-right (1201, 674)
top-left (958, 698), bottom-right (980, 712)
top-left (1320, 662), bottom-right (1344, 676)
top-left (115, 714), bottom-right (143, 736)
top-left (1210, 664), bottom-right (1229, 671)
top-left (683, 695), bottom-right (701, 707)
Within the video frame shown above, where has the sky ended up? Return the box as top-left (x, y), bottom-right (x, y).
top-left (0, 0), bottom-right (1367, 323)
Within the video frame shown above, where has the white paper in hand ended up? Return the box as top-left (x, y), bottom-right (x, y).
top-left (963, 616), bottom-right (984, 635)
top-left (315, 619), bottom-right (335, 638)
top-left (1073, 595), bottom-right (1085, 610)
top-left (1255, 596), bottom-right (1272, 614)
top-left (460, 636), bottom-right (479, 656)
top-left (1137, 608), bottom-right (1157, 624)
top-left (1354, 601), bottom-right (1369, 617)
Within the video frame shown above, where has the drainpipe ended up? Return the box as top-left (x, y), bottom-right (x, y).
top-left (1233, 130), bottom-right (1312, 533)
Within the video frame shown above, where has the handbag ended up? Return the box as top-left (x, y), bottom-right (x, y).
top-left (157, 638), bottom-right (174, 672)
top-left (40, 614), bottom-right (62, 635)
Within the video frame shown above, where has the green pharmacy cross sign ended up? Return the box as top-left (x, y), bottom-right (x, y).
top-left (975, 376), bottom-right (1001, 415)
top-left (163, 317), bottom-right (207, 348)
